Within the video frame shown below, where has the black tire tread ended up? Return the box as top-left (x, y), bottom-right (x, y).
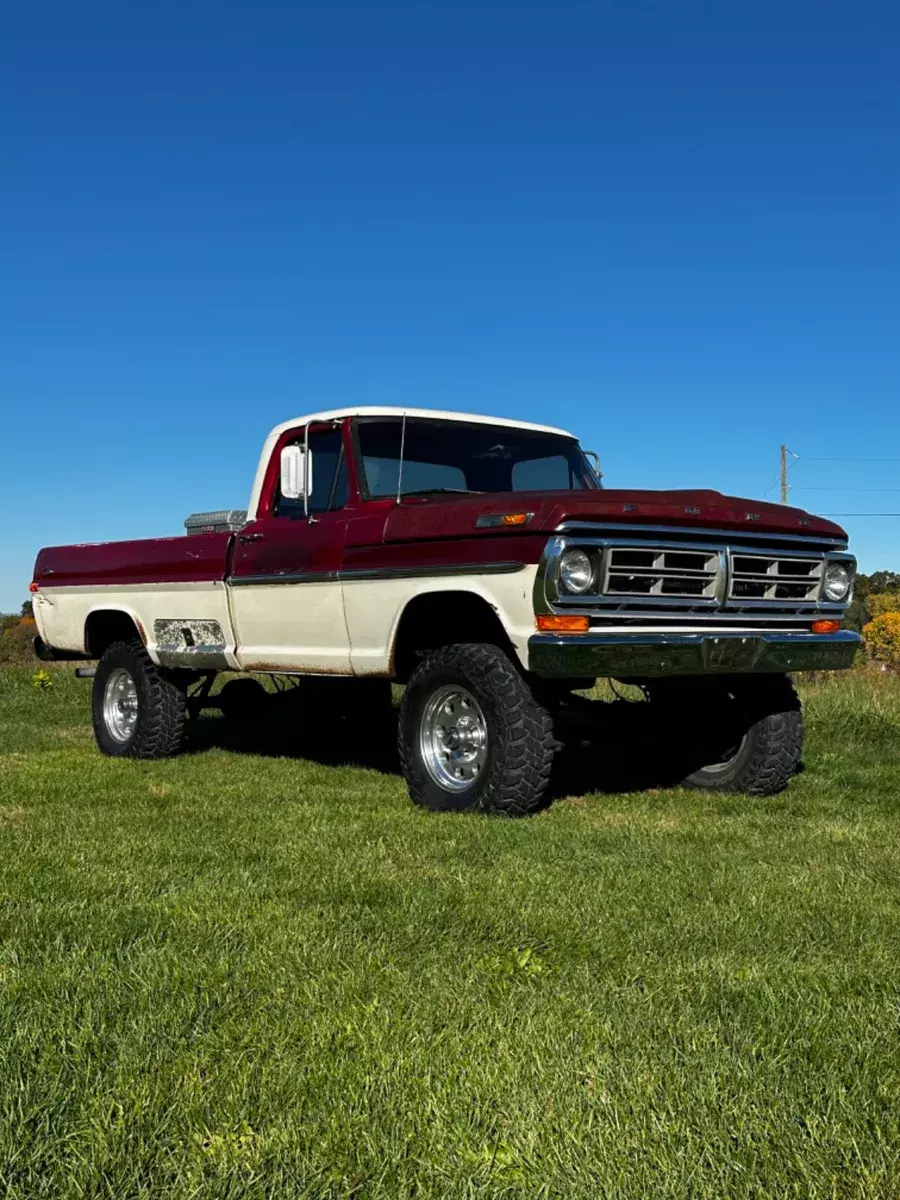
top-left (399, 643), bottom-right (556, 817)
top-left (93, 639), bottom-right (187, 759)
top-left (686, 675), bottom-right (803, 796)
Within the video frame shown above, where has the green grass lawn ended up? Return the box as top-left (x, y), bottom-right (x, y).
top-left (2, 668), bottom-right (900, 1198)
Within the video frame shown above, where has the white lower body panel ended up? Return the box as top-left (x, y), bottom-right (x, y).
top-left (33, 582), bottom-right (238, 669)
top-left (229, 579), bottom-right (351, 673)
top-left (342, 566), bottom-right (538, 675)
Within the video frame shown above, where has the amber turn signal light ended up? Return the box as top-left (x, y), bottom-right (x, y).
top-left (811, 619), bottom-right (840, 634)
top-left (536, 614), bottom-right (590, 633)
top-left (475, 511), bottom-right (533, 528)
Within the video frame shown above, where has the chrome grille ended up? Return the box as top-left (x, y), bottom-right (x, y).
top-left (542, 523), bottom-right (854, 623)
top-left (728, 553), bottom-right (822, 603)
top-left (604, 546), bottom-right (719, 600)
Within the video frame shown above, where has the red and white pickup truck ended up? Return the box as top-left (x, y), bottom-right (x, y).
top-left (32, 407), bottom-right (859, 815)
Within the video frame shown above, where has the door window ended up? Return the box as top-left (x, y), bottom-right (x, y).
top-left (273, 427), bottom-right (349, 517)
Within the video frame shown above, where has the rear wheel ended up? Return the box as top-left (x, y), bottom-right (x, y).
top-left (399, 643), bottom-right (556, 816)
top-left (647, 675), bottom-right (803, 795)
top-left (92, 639), bottom-right (187, 759)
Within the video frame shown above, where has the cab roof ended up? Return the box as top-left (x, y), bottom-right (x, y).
top-left (268, 406), bottom-right (573, 442)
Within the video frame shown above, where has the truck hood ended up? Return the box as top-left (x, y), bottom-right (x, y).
top-left (383, 489), bottom-right (848, 543)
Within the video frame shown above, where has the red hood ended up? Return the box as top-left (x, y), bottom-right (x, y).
top-left (383, 489), bottom-right (847, 543)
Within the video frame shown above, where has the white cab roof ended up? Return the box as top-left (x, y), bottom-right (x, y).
top-left (248, 406), bottom-right (576, 518)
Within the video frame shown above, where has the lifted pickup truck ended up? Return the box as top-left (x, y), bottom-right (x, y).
top-left (33, 407), bottom-right (859, 815)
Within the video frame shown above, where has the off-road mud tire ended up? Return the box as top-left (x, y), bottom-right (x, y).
top-left (92, 639), bottom-right (187, 759)
top-left (650, 675), bottom-right (804, 795)
top-left (399, 643), bottom-right (556, 816)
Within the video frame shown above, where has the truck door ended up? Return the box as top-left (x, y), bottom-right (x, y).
top-left (228, 424), bottom-right (352, 673)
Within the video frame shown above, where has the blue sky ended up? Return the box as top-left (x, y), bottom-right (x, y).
top-left (2, 0), bottom-right (898, 612)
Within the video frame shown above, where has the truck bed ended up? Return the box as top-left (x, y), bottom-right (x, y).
top-left (33, 532), bottom-right (232, 588)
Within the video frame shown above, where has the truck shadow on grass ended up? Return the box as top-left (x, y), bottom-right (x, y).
top-left (184, 689), bottom-right (726, 799)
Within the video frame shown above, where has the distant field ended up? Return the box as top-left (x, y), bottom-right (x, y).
top-left (2, 667), bottom-right (900, 1198)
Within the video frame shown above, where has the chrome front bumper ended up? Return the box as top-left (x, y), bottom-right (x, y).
top-left (528, 630), bottom-right (861, 679)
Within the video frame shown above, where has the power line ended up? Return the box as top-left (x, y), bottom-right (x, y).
top-left (765, 443), bottom-right (900, 510)
top-left (821, 513), bottom-right (900, 517)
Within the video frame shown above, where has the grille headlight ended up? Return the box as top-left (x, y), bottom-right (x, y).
top-left (823, 561), bottom-right (852, 603)
top-left (559, 548), bottom-right (594, 594)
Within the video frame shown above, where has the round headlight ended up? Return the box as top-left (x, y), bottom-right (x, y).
top-left (559, 548), bottom-right (594, 594)
top-left (823, 562), bottom-right (851, 603)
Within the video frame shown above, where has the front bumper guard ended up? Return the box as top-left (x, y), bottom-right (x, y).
top-left (528, 630), bottom-right (861, 679)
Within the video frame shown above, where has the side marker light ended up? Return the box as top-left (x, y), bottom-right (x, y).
top-left (811, 619), bottom-right (840, 634)
top-left (536, 614), bottom-right (590, 633)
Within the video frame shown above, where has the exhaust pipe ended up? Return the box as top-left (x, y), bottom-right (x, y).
top-left (33, 637), bottom-right (93, 663)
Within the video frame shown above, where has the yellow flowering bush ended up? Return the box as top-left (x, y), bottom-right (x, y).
top-left (866, 593), bottom-right (900, 621)
top-left (863, 611), bottom-right (900, 669)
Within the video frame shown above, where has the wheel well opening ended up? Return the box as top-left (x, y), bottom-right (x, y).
top-left (85, 611), bottom-right (144, 659)
top-left (392, 591), bottom-right (516, 683)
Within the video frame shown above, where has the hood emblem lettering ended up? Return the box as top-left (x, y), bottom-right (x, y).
top-left (684, 506), bottom-right (701, 515)
top-left (745, 512), bottom-right (761, 521)
top-left (622, 503), bottom-right (638, 513)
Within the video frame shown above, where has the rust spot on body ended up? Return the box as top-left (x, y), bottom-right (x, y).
top-left (241, 661), bottom-right (355, 676)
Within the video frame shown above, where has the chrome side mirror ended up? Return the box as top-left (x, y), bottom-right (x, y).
top-left (280, 444), bottom-right (311, 499)
top-left (584, 449), bottom-right (603, 485)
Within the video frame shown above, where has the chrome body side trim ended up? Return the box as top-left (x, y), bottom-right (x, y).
top-left (229, 561), bottom-right (526, 587)
top-left (528, 630), bottom-right (861, 679)
top-left (341, 561), bottom-right (525, 583)
top-left (230, 571), bottom-right (340, 587)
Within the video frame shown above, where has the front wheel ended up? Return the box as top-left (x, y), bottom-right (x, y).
top-left (399, 643), bottom-right (556, 816)
top-left (648, 675), bottom-right (803, 795)
top-left (92, 639), bottom-right (187, 759)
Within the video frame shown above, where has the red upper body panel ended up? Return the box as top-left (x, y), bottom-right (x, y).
top-left (33, 487), bottom-right (847, 588)
top-left (383, 489), bottom-right (847, 544)
top-left (33, 532), bottom-right (231, 588)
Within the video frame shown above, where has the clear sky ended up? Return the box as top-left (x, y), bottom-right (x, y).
top-left (2, 0), bottom-right (898, 612)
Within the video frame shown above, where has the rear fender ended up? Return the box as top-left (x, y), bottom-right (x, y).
top-left (84, 606), bottom-right (149, 658)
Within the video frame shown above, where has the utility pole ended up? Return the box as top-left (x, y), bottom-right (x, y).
top-left (780, 444), bottom-right (789, 505)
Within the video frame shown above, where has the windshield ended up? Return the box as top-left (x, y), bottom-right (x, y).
top-left (355, 417), bottom-right (599, 498)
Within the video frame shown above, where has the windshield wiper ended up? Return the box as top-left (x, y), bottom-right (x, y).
top-left (400, 488), bottom-right (484, 497)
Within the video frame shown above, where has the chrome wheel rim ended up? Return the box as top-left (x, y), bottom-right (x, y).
top-left (103, 668), bottom-right (139, 743)
top-left (419, 685), bottom-right (488, 792)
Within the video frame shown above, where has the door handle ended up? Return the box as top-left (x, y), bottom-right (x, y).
top-left (238, 532), bottom-right (265, 543)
